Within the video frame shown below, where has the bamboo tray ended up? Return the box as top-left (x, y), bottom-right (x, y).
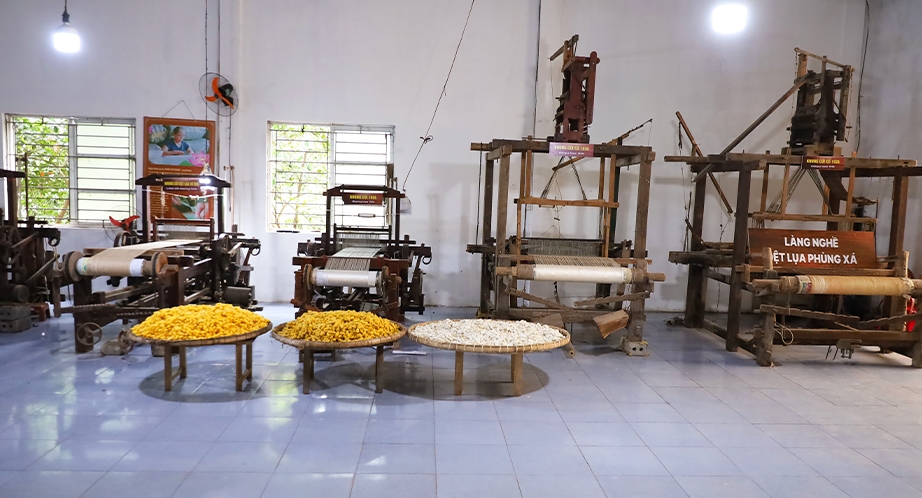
top-left (407, 319), bottom-right (570, 396)
top-left (127, 323), bottom-right (272, 392)
top-left (270, 321), bottom-right (406, 394)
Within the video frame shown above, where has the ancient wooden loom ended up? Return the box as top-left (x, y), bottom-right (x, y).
top-left (292, 185), bottom-right (431, 322)
top-left (0, 168), bottom-right (61, 331)
top-left (55, 174), bottom-right (261, 353)
top-left (666, 48), bottom-right (922, 366)
top-left (467, 139), bottom-right (663, 355)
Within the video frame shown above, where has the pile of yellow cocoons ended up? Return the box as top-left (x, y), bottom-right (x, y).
top-left (278, 310), bottom-right (398, 343)
top-left (133, 303), bottom-right (269, 341)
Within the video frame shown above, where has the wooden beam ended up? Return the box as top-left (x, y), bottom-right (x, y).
top-left (759, 304), bottom-right (860, 325)
top-left (516, 197), bottom-right (618, 208)
top-left (573, 291), bottom-right (650, 307)
top-left (506, 287), bottom-right (573, 311)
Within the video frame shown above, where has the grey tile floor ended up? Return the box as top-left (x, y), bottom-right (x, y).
top-left (0, 304), bottom-right (921, 497)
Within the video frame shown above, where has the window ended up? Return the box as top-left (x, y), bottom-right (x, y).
top-left (268, 123), bottom-right (393, 232)
top-left (4, 115), bottom-right (135, 225)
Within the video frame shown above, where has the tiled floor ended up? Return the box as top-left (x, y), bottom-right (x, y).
top-left (1, 304), bottom-right (922, 497)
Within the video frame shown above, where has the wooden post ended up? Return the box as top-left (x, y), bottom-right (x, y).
top-left (629, 154), bottom-right (653, 341)
top-left (164, 345), bottom-right (173, 392)
top-left (179, 346), bottom-right (187, 379)
top-left (454, 351), bottom-right (464, 396)
top-left (303, 349), bottom-right (314, 394)
top-left (495, 150), bottom-right (512, 317)
top-left (375, 345), bottom-right (385, 394)
top-left (511, 353), bottom-right (523, 396)
top-left (516, 152), bottom-right (526, 255)
top-left (685, 171), bottom-right (708, 329)
top-left (235, 343), bottom-right (243, 391)
top-left (888, 172), bottom-right (908, 258)
top-left (245, 342), bottom-right (253, 380)
top-left (780, 159), bottom-right (791, 215)
top-left (757, 311), bottom-right (775, 366)
top-left (479, 159), bottom-right (495, 314)
top-left (726, 163), bottom-right (754, 352)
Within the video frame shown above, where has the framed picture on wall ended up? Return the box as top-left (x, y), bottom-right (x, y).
top-left (142, 117), bottom-right (216, 220)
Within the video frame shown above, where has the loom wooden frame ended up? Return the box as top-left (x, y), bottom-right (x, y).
top-left (467, 138), bottom-right (657, 347)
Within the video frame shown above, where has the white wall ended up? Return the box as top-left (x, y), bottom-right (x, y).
top-left (0, 0), bottom-right (870, 309)
top-left (860, 0), bottom-right (922, 272)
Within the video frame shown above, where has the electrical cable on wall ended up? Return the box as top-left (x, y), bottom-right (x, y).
top-left (855, 0), bottom-right (870, 152)
top-left (402, 0), bottom-right (477, 191)
top-left (531, 0), bottom-right (542, 136)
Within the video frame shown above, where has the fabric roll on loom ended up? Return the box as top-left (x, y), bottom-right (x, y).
top-left (311, 246), bottom-right (383, 288)
top-left (63, 240), bottom-right (198, 280)
top-left (776, 275), bottom-right (922, 296)
top-left (493, 255), bottom-right (668, 284)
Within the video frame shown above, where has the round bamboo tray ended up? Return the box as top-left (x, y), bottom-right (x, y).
top-left (407, 319), bottom-right (570, 354)
top-left (126, 322), bottom-right (273, 347)
top-left (270, 322), bottom-right (407, 350)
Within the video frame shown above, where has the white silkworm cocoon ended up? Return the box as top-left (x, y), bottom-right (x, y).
top-left (412, 319), bottom-right (563, 346)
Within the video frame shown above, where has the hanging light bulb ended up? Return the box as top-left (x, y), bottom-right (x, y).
top-left (53, 0), bottom-right (81, 53)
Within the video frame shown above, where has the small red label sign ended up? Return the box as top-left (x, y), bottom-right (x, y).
top-left (549, 142), bottom-right (594, 157)
top-left (343, 193), bottom-right (384, 205)
top-left (801, 156), bottom-right (845, 170)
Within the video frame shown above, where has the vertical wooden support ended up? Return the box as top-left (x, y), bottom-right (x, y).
top-left (726, 163), bottom-right (754, 352)
top-left (479, 159), bottom-right (495, 315)
top-left (302, 349), bottom-right (314, 394)
top-left (780, 159), bottom-right (791, 215)
top-left (515, 152), bottom-right (526, 255)
top-left (607, 155), bottom-right (618, 252)
top-left (888, 172), bottom-right (908, 258)
top-left (495, 150), bottom-right (512, 318)
top-left (629, 154), bottom-right (653, 341)
top-left (179, 346), bottom-right (187, 379)
top-left (685, 171), bottom-right (708, 329)
top-left (511, 353), bottom-right (523, 397)
top-left (235, 343), bottom-right (244, 391)
top-left (375, 345), bottom-right (385, 394)
top-left (844, 166), bottom-right (856, 223)
top-left (454, 351), bottom-right (464, 396)
top-left (164, 345), bottom-right (173, 392)
top-left (760, 162), bottom-right (770, 213)
top-left (757, 311), bottom-right (775, 366)
top-left (246, 341), bottom-right (253, 380)
top-left (601, 156), bottom-right (612, 256)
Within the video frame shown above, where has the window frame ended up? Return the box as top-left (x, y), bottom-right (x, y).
top-left (3, 113), bottom-right (137, 227)
top-left (266, 122), bottom-right (394, 233)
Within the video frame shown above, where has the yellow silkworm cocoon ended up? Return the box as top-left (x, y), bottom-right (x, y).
top-left (133, 303), bottom-right (269, 341)
top-left (279, 310), bottom-right (398, 342)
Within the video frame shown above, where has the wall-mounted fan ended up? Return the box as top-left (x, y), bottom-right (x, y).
top-left (199, 72), bottom-right (238, 116)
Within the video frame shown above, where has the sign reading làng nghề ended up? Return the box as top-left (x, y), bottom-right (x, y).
top-left (749, 228), bottom-right (877, 269)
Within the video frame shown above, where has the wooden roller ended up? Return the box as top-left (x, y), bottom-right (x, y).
top-left (496, 265), bottom-right (665, 284)
top-left (777, 275), bottom-right (922, 296)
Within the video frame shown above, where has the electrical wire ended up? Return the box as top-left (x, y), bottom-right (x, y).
top-left (402, 0), bottom-right (477, 191)
top-left (531, 0), bottom-right (542, 136)
top-left (855, 0), bottom-right (870, 152)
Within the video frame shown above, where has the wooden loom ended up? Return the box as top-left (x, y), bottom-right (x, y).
top-left (291, 184), bottom-right (431, 322)
top-left (666, 48), bottom-right (922, 366)
top-left (55, 174), bottom-right (261, 353)
top-left (467, 139), bottom-right (664, 355)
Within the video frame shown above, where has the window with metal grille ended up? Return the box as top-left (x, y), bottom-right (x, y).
top-left (267, 123), bottom-right (393, 232)
top-left (4, 115), bottom-right (136, 225)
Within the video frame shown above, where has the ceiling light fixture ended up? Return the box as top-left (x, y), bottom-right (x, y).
top-left (711, 3), bottom-right (748, 34)
top-left (53, 0), bottom-right (81, 53)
